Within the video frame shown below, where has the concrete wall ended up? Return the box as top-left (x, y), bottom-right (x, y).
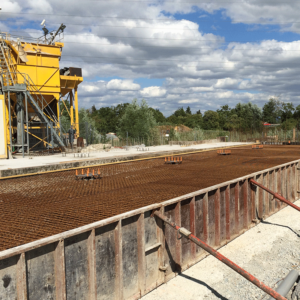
top-left (0, 160), bottom-right (299, 299)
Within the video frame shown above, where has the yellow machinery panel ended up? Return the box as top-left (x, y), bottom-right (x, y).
top-left (0, 29), bottom-right (84, 155)
top-left (14, 42), bottom-right (62, 101)
top-left (0, 95), bottom-right (8, 158)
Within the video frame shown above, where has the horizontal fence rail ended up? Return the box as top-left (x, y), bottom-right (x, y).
top-left (0, 160), bottom-right (299, 299)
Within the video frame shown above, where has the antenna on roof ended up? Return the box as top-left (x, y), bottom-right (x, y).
top-left (49, 23), bottom-right (66, 45)
top-left (41, 19), bottom-right (49, 43)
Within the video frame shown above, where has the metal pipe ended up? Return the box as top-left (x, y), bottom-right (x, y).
top-left (250, 179), bottom-right (300, 212)
top-left (152, 211), bottom-right (287, 300)
top-left (267, 270), bottom-right (298, 300)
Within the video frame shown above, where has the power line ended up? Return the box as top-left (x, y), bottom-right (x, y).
top-left (61, 54), bottom-right (300, 65)
top-left (6, 32), bottom-right (300, 50)
top-left (4, 21), bottom-right (292, 34)
top-left (5, 31), bottom-right (279, 45)
top-left (1, 11), bottom-right (300, 25)
top-left (60, 57), bottom-right (300, 69)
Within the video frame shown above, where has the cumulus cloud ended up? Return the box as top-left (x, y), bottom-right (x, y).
top-left (107, 79), bottom-right (140, 91)
top-left (140, 86), bottom-right (167, 97)
top-left (2, 0), bottom-right (300, 116)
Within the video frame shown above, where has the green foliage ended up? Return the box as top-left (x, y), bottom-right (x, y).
top-left (79, 108), bottom-right (101, 143)
top-left (281, 118), bottom-right (297, 131)
top-left (262, 98), bottom-right (282, 124)
top-left (90, 103), bottom-right (129, 134)
top-left (186, 106), bottom-right (192, 115)
top-left (117, 99), bottom-right (157, 142)
top-left (233, 102), bottom-right (263, 132)
top-left (173, 107), bottom-right (187, 117)
top-left (202, 110), bottom-right (220, 130)
top-left (281, 102), bottom-right (295, 122)
top-left (149, 108), bottom-right (166, 124)
top-left (63, 96), bottom-right (300, 144)
top-left (166, 106), bottom-right (202, 128)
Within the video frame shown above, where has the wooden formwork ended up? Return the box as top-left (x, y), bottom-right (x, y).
top-left (0, 160), bottom-right (299, 300)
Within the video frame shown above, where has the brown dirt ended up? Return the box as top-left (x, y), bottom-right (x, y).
top-left (0, 145), bottom-right (299, 251)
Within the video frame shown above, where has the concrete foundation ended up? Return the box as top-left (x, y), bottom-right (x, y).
top-left (0, 158), bottom-right (298, 299)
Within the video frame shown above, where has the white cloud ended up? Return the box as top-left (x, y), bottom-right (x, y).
top-left (179, 99), bottom-right (200, 104)
top-left (2, 0), bottom-right (300, 116)
top-left (140, 86), bottom-right (167, 97)
top-left (106, 79), bottom-right (140, 91)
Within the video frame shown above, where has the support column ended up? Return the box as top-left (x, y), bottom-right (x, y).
top-left (69, 91), bottom-right (74, 127)
top-left (74, 86), bottom-right (80, 135)
top-left (8, 91), bottom-right (13, 157)
top-left (57, 99), bottom-right (61, 134)
top-left (16, 92), bottom-right (25, 149)
top-left (25, 92), bottom-right (29, 154)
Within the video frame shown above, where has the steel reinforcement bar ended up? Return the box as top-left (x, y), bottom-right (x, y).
top-left (0, 159), bottom-right (299, 299)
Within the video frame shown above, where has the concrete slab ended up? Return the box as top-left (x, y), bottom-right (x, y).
top-left (0, 142), bottom-right (248, 178)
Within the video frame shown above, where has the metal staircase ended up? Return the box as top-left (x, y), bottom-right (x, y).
top-left (24, 77), bottom-right (66, 148)
top-left (0, 38), bottom-right (17, 87)
top-left (0, 36), bottom-right (66, 149)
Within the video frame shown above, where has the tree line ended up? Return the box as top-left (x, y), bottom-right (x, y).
top-left (87, 98), bottom-right (300, 134)
top-left (61, 98), bottom-right (300, 141)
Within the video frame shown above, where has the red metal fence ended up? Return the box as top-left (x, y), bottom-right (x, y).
top-left (0, 159), bottom-right (299, 300)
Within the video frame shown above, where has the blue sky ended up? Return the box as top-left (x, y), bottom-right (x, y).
top-left (1, 0), bottom-right (300, 116)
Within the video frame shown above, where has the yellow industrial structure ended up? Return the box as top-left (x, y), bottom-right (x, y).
top-left (0, 25), bottom-right (83, 158)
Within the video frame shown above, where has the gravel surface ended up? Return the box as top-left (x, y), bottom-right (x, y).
top-left (142, 200), bottom-right (300, 300)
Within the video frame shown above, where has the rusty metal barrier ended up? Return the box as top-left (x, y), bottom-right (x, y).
top-left (152, 210), bottom-right (287, 300)
top-left (250, 179), bottom-right (300, 212)
top-left (0, 159), bottom-right (299, 299)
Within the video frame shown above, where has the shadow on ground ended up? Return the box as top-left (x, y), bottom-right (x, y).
top-left (179, 273), bottom-right (228, 300)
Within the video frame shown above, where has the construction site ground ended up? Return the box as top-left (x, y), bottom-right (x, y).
top-left (142, 199), bottom-right (300, 300)
top-left (0, 145), bottom-right (300, 252)
top-left (0, 142), bottom-right (245, 177)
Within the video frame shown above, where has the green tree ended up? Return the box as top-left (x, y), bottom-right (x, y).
top-left (232, 102), bottom-right (262, 132)
top-left (262, 98), bottom-right (282, 124)
top-left (186, 106), bottom-right (192, 115)
top-left (184, 114), bottom-right (203, 128)
top-left (149, 108), bottom-right (166, 124)
top-left (281, 118), bottom-right (297, 130)
top-left (227, 114), bottom-right (242, 131)
top-left (281, 102), bottom-right (295, 122)
top-left (117, 99), bottom-right (157, 142)
top-left (217, 105), bottom-right (232, 130)
top-left (202, 110), bottom-right (220, 130)
top-left (294, 105), bottom-right (300, 129)
top-left (166, 115), bottom-right (180, 125)
top-left (173, 107), bottom-right (187, 117)
top-left (91, 103), bottom-right (129, 134)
